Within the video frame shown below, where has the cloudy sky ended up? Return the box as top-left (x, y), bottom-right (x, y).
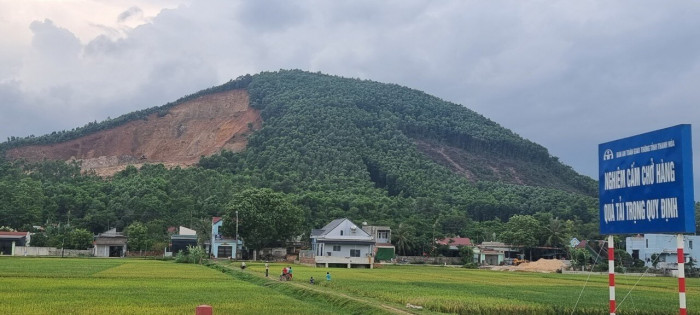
top-left (1, 0), bottom-right (699, 197)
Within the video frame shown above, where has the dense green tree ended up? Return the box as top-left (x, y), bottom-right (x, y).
top-left (29, 232), bottom-right (49, 247)
top-left (499, 215), bottom-right (541, 260)
top-left (68, 228), bottom-right (94, 250)
top-left (460, 246), bottom-right (476, 265)
top-left (126, 222), bottom-right (149, 254)
top-left (222, 188), bottom-right (304, 260)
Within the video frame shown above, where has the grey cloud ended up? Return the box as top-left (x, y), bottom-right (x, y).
top-left (118, 6), bottom-right (144, 23)
top-left (237, 0), bottom-right (305, 32)
top-left (29, 19), bottom-right (81, 56)
top-left (2, 0), bottom-right (700, 197)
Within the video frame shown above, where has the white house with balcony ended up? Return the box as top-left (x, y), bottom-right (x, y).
top-left (210, 217), bottom-right (242, 259)
top-left (626, 234), bottom-right (700, 269)
top-left (310, 218), bottom-right (375, 268)
top-left (361, 223), bottom-right (395, 262)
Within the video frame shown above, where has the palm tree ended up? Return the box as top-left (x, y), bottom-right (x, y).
top-left (393, 223), bottom-right (416, 256)
top-left (544, 218), bottom-right (569, 248)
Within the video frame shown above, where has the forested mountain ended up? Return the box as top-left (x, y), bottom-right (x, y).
top-left (0, 70), bottom-right (601, 254)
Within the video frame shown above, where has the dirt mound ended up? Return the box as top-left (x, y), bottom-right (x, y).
top-left (7, 90), bottom-right (261, 175)
top-left (490, 258), bottom-right (565, 273)
top-left (516, 259), bottom-right (565, 272)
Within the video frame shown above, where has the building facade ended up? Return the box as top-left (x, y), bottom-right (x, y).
top-left (210, 217), bottom-right (240, 259)
top-left (361, 224), bottom-right (395, 262)
top-left (0, 231), bottom-right (30, 255)
top-left (626, 234), bottom-right (700, 268)
top-left (311, 218), bottom-right (375, 268)
top-left (170, 226), bottom-right (198, 254)
top-left (93, 228), bottom-right (127, 257)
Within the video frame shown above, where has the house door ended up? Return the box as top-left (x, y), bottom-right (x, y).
top-left (632, 250), bottom-right (639, 260)
top-left (218, 246), bottom-right (232, 258)
top-left (109, 246), bottom-right (123, 257)
top-left (485, 254), bottom-right (498, 265)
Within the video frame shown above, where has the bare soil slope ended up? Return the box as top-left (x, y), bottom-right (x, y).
top-left (415, 139), bottom-right (584, 193)
top-left (7, 90), bottom-right (260, 175)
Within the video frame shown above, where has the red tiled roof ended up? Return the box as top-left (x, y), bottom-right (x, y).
top-left (212, 217), bottom-right (222, 224)
top-left (167, 226), bottom-right (178, 233)
top-left (0, 231), bottom-right (29, 236)
top-left (437, 237), bottom-right (472, 246)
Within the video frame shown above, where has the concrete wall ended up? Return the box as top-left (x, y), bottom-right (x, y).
top-left (396, 256), bottom-right (463, 265)
top-left (13, 246), bottom-right (50, 256)
top-left (13, 247), bottom-right (91, 257)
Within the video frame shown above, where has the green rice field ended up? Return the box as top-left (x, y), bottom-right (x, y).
top-left (1, 257), bottom-right (698, 315)
top-left (0, 258), bottom-right (345, 315)
top-left (243, 262), bottom-right (700, 314)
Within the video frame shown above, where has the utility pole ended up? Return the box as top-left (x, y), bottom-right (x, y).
top-left (236, 210), bottom-right (240, 260)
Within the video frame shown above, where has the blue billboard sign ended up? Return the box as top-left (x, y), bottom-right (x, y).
top-left (599, 124), bottom-right (695, 234)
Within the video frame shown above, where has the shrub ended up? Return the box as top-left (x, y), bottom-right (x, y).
top-left (174, 246), bottom-right (207, 264)
top-left (463, 262), bottom-right (478, 269)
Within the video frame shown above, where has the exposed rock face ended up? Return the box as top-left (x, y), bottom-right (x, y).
top-left (7, 90), bottom-right (260, 176)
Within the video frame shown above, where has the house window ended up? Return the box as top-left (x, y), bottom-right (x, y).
top-left (646, 239), bottom-right (648, 248)
top-left (333, 245), bottom-right (341, 251)
top-left (378, 231), bottom-right (388, 239)
top-left (690, 241), bottom-right (693, 249)
top-left (340, 230), bottom-right (344, 236)
top-left (350, 249), bottom-right (361, 257)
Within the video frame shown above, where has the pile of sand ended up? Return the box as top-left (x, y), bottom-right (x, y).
top-left (516, 259), bottom-right (565, 272)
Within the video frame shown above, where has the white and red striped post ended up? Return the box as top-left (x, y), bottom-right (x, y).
top-left (678, 234), bottom-right (687, 315)
top-left (608, 235), bottom-right (616, 315)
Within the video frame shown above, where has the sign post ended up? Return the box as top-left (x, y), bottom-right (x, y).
top-left (599, 124), bottom-right (694, 315)
top-left (608, 235), bottom-right (615, 315)
top-left (678, 234), bottom-right (687, 315)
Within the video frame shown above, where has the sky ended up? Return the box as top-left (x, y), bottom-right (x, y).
top-left (1, 0), bottom-right (699, 198)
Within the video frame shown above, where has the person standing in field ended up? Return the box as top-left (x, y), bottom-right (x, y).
top-left (265, 262), bottom-right (269, 277)
top-left (287, 266), bottom-right (293, 280)
top-left (326, 271), bottom-right (331, 281)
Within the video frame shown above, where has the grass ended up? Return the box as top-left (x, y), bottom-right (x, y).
top-left (0, 257), bottom-right (339, 315)
top-left (242, 262), bottom-right (699, 315)
top-left (2, 257), bottom-right (698, 315)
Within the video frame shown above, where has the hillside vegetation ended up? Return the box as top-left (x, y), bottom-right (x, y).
top-left (0, 70), bottom-right (600, 252)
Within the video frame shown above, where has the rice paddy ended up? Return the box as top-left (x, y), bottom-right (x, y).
top-left (1, 257), bottom-right (697, 314)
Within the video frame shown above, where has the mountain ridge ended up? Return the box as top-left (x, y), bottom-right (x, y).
top-left (1, 70), bottom-right (599, 242)
top-left (2, 70), bottom-right (595, 195)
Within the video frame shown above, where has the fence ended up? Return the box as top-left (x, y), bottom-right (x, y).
top-left (14, 246), bottom-right (92, 257)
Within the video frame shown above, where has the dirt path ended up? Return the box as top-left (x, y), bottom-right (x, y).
top-left (214, 262), bottom-right (416, 315)
top-left (282, 277), bottom-right (414, 315)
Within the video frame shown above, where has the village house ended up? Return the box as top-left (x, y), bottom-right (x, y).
top-left (169, 226), bottom-right (198, 254)
top-left (210, 217), bottom-right (241, 259)
top-left (93, 228), bottom-right (127, 257)
top-left (436, 237), bottom-right (473, 258)
top-left (626, 234), bottom-right (700, 269)
top-left (0, 231), bottom-right (30, 256)
top-left (310, 218), bottom-right (375, 268)
top-left (474, 241), bottom-right (523, 265)
top-left (361, 223), bottom-right (395, 262)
